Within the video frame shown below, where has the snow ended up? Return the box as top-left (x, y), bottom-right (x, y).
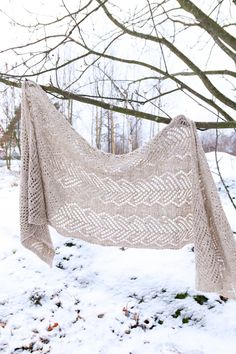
top-left (0, 153), bottom-right (236, 354)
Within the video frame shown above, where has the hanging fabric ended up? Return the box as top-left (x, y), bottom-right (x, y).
top-left (20, 80), bottom-right (236, 299)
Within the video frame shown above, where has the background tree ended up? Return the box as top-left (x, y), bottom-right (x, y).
top-left (0, 83), bottom-right (20, 169)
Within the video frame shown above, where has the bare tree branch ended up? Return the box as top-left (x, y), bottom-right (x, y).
top-left (96, 0), bottom-right (236, 114)
top-left (68, 41), bottom-right (234, 122)
top-left (176, 0), bottom-right (236, 52)
top-left (1, 77), bottom-right (236, 133)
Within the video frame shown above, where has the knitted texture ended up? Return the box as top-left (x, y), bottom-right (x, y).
top-left (20, 80), bottom-right (236, 299)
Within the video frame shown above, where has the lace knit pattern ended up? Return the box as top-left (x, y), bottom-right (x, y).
top-left (20, 80), bottom-right (236, 299)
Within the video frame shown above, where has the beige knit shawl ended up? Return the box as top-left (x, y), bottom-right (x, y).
top-left (20, 80), bottom-right (236, 299)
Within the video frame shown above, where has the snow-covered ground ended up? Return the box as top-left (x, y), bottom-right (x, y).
top-left (0, 153), bottom-right (236, 354)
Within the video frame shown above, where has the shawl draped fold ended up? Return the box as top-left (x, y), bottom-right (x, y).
top-left (20, 80), bottom-right (236, 299)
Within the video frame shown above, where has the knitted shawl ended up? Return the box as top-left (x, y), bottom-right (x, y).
top-left (20, 80), bottom-right (236, 299)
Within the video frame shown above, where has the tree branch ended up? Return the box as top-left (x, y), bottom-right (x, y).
top-left (96, 0), bottom-right (236, 114)
top-left (1, 77), bottom-right (236, 134)
top-left (69, 41), bottom-right (234, 122)
top-left (176, 0), bottom-right (236, 52)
